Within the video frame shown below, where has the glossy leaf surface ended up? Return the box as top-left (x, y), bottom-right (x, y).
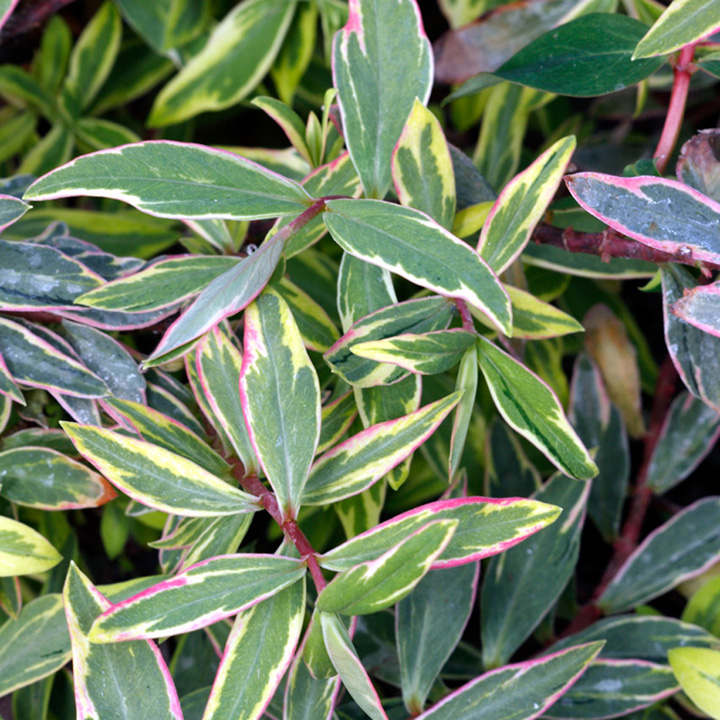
top-left (0, 516), bottom-right (61, 576)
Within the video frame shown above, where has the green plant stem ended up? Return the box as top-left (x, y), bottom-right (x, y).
top-left (653, 44), bottom-right (696, 175)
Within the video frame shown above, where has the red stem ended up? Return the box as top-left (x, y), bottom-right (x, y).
top-left (455, 300), bottom-right (476, 332)
top-left (653, 44), bottom-right (696, 174)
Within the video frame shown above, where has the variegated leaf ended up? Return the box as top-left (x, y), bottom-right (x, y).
top-left (668, 647), bottom-right (720, 719)
top-left (0, 192), bottom-right (30, 232)
top-left (0, 516), bottom-right (61, 576)
top-left (303, 393), bottom-right (459, 505)
top-left (240, 288), bottom-right (320, 518)
top-left (392, 98), bottom-right (456, 229)
top-left (0, 351), bottom-right (23, 404)
top-left (0, 318), bottom-right (108, 398)
top-left (673, 279), bottom-right (720, 338)
top-left (24, 141), bottom-right (312, 221)
top-left (318, 391), bottom-right (357, 454)
top-left (62, 423), bottom-right (259, 517)
top-left (566, 172), bottom-right (720, 265)
top-left (325, 297), bottom-right (455, 387)
top-left (324, 199), bottom-right (511, 333)
top-left (318, 520), bottom-right (457, 615)
top-left (320, 496), bottom-right (561, 571)
top-left (352, 329), bottom-right (476, 375)
top-left (333, 0), bottom-right (432, 199)
top-left (90, 554), bottom-right (306, 641)
top-left (477, 336), bottom-right (598, 479)
top-left (63, 564), bottom-right (183, 720)
top-left (149, 0), bottom-right (296, 126)
top-left (499, 285), bottom-right (584, 339)
top-left (194, 327), bottom-right (258, 475)
top-left (0, 447), bottom-right (115, 510)
top-left (203, 578), bottom-right (305, 720)
top-left (416, 643), bottom-right (603, 720)
top-left (479, 136), bottom-right (576, 274)
top-left (449, 347), bottom-right (479, 480)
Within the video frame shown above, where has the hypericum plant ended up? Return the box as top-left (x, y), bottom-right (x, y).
top-left (1, 0), bottom-right (720, 718)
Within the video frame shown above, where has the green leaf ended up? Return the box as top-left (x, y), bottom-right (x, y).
top-left (0, 193), bottom-right (29, 232)
top-left (485, 420), bottom-right (541, 497)
top-left (320, 612), bottom-right (389, 720)
top-left (24, 141), bottom-right (312, 221)
top-left (0, 111), bottom-right (36, 165)
top-left (320, 496), bottom-right (561, 571)
top-left (74, 118), bottom-right (140, 152)
top-left (18, 124), bottom-right (74, 176)
top-left (397, 563), bottom-right (478, 714)
top-left (482, 473), bottom-right (590, 668)
top-left (337, 252), bottom-right (396, 332)
top-left (477, 336), bottom-right (597, 479)
top-left (0, 318), bottom-right (108, 398)
top-left (33, 15), bottom-right (71, 94)
top-left (0, 447), bottom-right (115, 510)
top-left (498, 285), bottom-right (585, 339)
top-left (149, 0), bottom-right (296, 126)
top-left (63, 564), bottom-right (183, 720)
top-left (333, 0), bottom-right (432, 198)
top-left (661, 265), bottom-right (720, 411)
top-left (64, 1), bottom-right (121, 111)
top-left (0, 595), bottom-right (71, 696)
top-left (318, 519), bottom-right (457, 615)
top-left (105, 397), bottom-right (228, 476)
top-left (683, 576), bottom-right (720, 635)
top-left (481, 14), bottom-right (665, 96)
top-left (392, 98), bottom-right (456, 229)
top-left (599, 497), bottom-right (720, 613)
top-left (479, 136), bottom-right (576, 273)
top-left (303, 393), bottom-right (460, 505)
top-left (145, 234), bottom-right (285, 365)
top-left (285, 644), bottom-right (340, 720)
top-left (89, 554), bottom-right (306, 641)
top-left (634, 0), bottom-right (720, 59)
top-left (252, 96), bottom-right (312, 164)
top-left (194, 327), bottom-right (258, 475)
top-left (672, 278), bottom-right (720, 338)
top-left (203, 579), bottom-right (306, 720)
top-left (318, 391), bottom-right (357, 454)
top-left (240, 288), bottom-right (321, 518)
top-left (324, 199), bottom-right (511, 333)
top-left (449, 347), bottom-right (480, 481)
top-left (545, 659), bottom-right (678, 719)
top-left (114, 0), bottom-right (207, 53)
top-left (551, 614), bottom-right (717, 663)
top-left (61, 423), bottom-right (259, 517)
top-left (0, 64), bottom-right (54, 117)
top-left (352, 329), bottom-right (476, 376)
top-left (646, 392), bottom-right (720, 493)
top-left (669, 647), bottom-right (720, 718)
top-left (0, 516), bottom-right (61, 577)
top-left (416, 642), bottom-right (603, 720)
top-left (326, 296), bottom-right (456, 387)
top-left (566, 172), bottom-right (720, 265)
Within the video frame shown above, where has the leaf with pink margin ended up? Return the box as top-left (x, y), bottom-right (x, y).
top-left (599, 497), bottom-right (720, 614)
top-left (661, 264), bottom-right (720, 411)
top-left (0, 0), bottom-right (18, 32)
top-left (0, 192), bottom-right (29, 232)
top-left (415, 642), bottom-right (603, 720)
top-left (673, 278), bottom-right (720, 338)
top-left (23, 141), bottom-right (312, 220)
top-left (89, 553), bottom-right (306, 641)
top-left (0, 350), bottom-right (23, 404)
top-left (63, 563), bottom-right (183, 720)
top-left (319, 495), bottom-right (561, 572)
top-left (676, 129), bottom-right (720, 202)
top-left (565, 172), bottom-right (720, 265)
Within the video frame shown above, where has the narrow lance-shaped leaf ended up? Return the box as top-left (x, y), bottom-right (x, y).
top-left (449, 346), bottom-right (479, 481)
top-left (195, 327), bottom-right (258, 475)
top-left (90, 554), bottom-right (306, 641)
top-left (0, 351), bottom-right (24, 404)
top-left (416, 642), bottom-right (603, 720)
top-left (0, 193), bottom-right (30, 232)
top-left (145, 233), bottom-right (285, 366)
top-left (203, 578), bottom-right (305, 720)
top-left (61, 422), bottom-right (259, 517)
top-left (320, 612), bottom-right (389, 720)
top-left (333, 0), bottom-right (432, 198)
top-left (320, 496), bottom-right (561, 571)
top-left (0, 447), bottom-right (116, 510)
top-left (303, 393), bottom-right (460, 505)
top-left (149, 0), bottom-right (296, 126)
top-left (318, 519), bottom-right (458, 615)
top-left (24, 141), bottom-right (312, 221)
top-left (477, 336), bottom-right (597, 479)
top-left (599, 497), bottom-right (720, 613)
top-left (392, 98), bottom-right (456, 229)
top-left (0, 516), bottom-right (62, 576)
top-left (633, 0), bottom-right (720, 59)
top-left (240, 288), bottom-right (320, 518)
top-left (479, 136), bottom-right (575, 274)
top-left (324, 199), bottom-right (511, 333)
top-left (566, 172), bottom-right (720, 265)
top-left (63, 563), bottom-right (183, 720)
top-left (668, 647), bottom-right (720, 719)
top-left (481, 473), bottom-right (590, 668)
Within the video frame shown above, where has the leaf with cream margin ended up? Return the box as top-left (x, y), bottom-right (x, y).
top-left (0, 516), bottom-right (61, 576)
top-left (63, 563), bottom-right (183, 720)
